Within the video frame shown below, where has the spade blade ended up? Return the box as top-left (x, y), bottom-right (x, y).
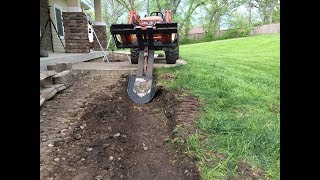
top-left (127, 75), bottom-right (156, 104)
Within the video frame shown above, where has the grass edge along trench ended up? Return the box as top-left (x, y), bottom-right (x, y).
top-left (156, 34), bottom-right (280, 179)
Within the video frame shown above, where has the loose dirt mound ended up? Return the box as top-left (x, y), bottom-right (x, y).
top-left (89, 52), bottom-right (130, 62)
top-left (40, 73), bottom-right (201, 180)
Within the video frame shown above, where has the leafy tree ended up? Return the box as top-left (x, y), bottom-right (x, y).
top-left (115, 0), bottom-right (144, 12)
top-left (254, 0), bottom-right (279, 24)
top-left (178, 0), bottom-right (208, 38)
top-left (271, 0), bottom-right (280, 22)
top-left (203, 0), bottom-right (242, 40)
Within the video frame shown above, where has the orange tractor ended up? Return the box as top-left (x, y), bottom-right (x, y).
top-left (110, 10), bottom-right (178, 104)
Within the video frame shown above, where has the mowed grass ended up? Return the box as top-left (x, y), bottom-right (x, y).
top-left (156, 34), bottom-right (280, 179)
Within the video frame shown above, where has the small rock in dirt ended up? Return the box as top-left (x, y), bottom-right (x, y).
top-left (61, 157), bottom-right (66, 161)
top-left (64, 137), bottom-right (70, 143)
top-left (109, 156), bottom-right (114, 161)
top-left (41, 137), bottom-right (47, 142)
top-left (74, 134), bottom-right (82, 140)
top-left (109, 166), bottom-right (114, 176)
top-left (41, 112), bottom-right (47, 116)
top-left (119, 137), bottom-right (127, 143)
top-left (142, 143), bottom-right (148, 150)
top-left (95, 175), bottom-right (103, 180)
top-left (133, 106), bottom-right (143, 111)
top-left (70, 112), bottom-right (78, 117)
top-left (40, 119), bottom-right (44, 123)
top-left (113, 133), bottom-right (121, 137)
top-left (102, 143), bottom-right (111, 148)
top-left (54, 140), bottom-right (63, 146)
top-left (120, 134), bottom-right (127, 138)
top-left (81, 158), bottom-right (85, 161)
top-left (54, 158), bottom-right (60, 161)
top-left (118, 158), bottom-right (121, 160)
top-left (155, 142), bottom-right (163, 148)
top-left (86, 147), bottom-right (93, 152)
top-left (76, 101), bottom-right (83, 106)
top-left (107, 126), bottom-right (112, 131)
top-left (80, 124), bottom-right (87, 129)
top-left (48, 143), bottom-right (54, 147)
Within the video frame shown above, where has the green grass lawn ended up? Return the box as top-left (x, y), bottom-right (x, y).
top-left (156, 34), bottom-right (280, 179)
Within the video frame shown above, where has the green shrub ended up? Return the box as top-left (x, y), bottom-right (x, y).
top-left (222, 27), bottom-right (253, 39)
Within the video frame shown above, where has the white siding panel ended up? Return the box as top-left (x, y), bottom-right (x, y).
top-left (48, 0), bottom-right (67, 52)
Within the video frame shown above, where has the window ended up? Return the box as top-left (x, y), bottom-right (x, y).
top-left (54, 5), bottom-right (64, 39)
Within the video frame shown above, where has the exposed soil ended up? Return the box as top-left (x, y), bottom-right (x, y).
top-left (89, 52), bottom-right (130, 62)
top-left (231, 161), bottom-right (267, 180)
top-left (40, 72), bottom-right (201, 180)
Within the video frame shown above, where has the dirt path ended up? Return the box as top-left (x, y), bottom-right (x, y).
top-left (40, 72), bottom-right (200, 180)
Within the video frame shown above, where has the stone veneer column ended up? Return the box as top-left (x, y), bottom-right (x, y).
top-left (93, 0), bottom-right (107, 51)
top-left (62, 12), bottom-right (90, 53)
top-left (93, 25), bottom-right (107, 51)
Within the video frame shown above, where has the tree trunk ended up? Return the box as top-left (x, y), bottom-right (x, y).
top-left (179, 0), bottom-right (205, 34)
top-left (115, 0), bottom-right (131, 12)
top-left (269, 0), bottom-right (275, 23)
top-left (206, 12), bottom-right (215, 37)
top-left (183, 17), bottom-right (191, 39)
top-left (248, 1), bottom-right (252, 26)
top-left (172, 0), bottom-right (182, 15)
top-left (214, 12), bottom-right (221, 37)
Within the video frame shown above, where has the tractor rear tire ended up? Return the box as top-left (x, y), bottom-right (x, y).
top-left (130, 48), bottom-right (139, 64)
top-left (165, 46), bottom-right (179, 64)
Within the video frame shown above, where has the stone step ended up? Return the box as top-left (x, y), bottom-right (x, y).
top-left (40, 84), bottom-right (66, 106)
top-left (47, 62), bottom-right (72, 73)
top-left (53, 84), bottom-right (66, 92)
top-left (40, 86), bottom-right (57, 101)
top-left (40, 70), bottom-right (57, 88)
top-left (40, 95), bottom-right (45, 106)
top-left (52, 70), bottom-right (74, 88)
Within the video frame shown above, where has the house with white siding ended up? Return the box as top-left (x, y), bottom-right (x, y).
top-left (40, 0), bottom-right (107, 70)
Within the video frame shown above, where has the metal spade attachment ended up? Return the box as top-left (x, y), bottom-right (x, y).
top-left (127, 47), bottom-right (156, 104)
top-left (127, 75), bottom-right (156, 104)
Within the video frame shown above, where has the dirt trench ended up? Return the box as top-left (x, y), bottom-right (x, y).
top-left (40, 72), bottom-right (201, 180)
